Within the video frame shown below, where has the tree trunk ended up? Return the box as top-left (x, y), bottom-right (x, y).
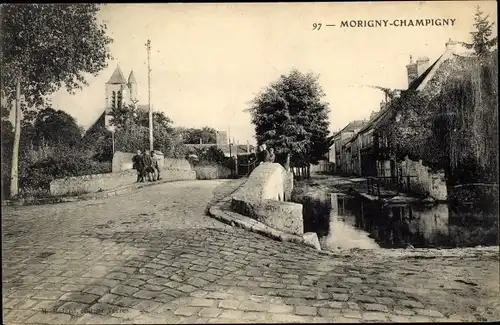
top-left (10, 80), bottom-right (21, 198)
top-left (306, 165), bottom-right (311, 179)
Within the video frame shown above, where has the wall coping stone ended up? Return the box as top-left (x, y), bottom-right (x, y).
top-left (2, 175), bottom-right (191, 207)
top-left (207, 179), bottom-right (325, 252)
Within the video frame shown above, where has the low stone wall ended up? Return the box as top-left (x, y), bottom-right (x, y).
top-left (231, 198), bottom-right (303, 236)
top-left (194, 164), bottom-right (232, 180)
top-left (376, 158), bottom-right (447, 201)
top-left (112, 151), bottom-right (192, 173)
top-left (50, 166), bottom-right (196, 197)
top-left (231, 163), bottom-right (305, 236)
top-left (401, 156), bottom-right (448, 201)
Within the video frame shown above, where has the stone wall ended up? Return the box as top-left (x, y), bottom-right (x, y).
top-left (231, 162), bottom-right (303, 236)
top-left (112, 151), bottom-right (191, 173)
top-left (194, 164), bottom-right (232, 180)
top-left (50, 161), bottom-right (196, 197)
top-left (376, 158), bottom-right (447, 201)
top-left (401, 156), bottom-right (448, 201)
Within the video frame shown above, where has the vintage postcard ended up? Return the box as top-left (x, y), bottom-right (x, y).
top-left (1, 1), bottom-right (498, 324)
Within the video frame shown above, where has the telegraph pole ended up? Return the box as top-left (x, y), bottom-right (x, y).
top-left (146, 39), bottom-right (153, 151)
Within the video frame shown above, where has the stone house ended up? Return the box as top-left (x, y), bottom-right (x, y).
top-left (332, 120), bottom-right (366, 173)
top-left (367, 39), bottom-right (466, 200)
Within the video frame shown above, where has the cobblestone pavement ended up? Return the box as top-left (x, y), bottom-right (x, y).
top-left (2, 179), bottom-right (499, 324)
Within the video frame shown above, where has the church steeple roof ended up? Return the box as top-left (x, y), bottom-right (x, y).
top-left (128, 70), bottom-right (137, 84)
top-left (106, 65), bottom-right (127, 84)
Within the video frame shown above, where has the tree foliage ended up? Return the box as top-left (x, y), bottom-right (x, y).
top-left (32, 107), bottom-right (82, 147)
top-left (247, 69), bottom-right (331, 167)
top-left (1, 4), bottom-right (113, 198)
top-left (0, 4), bottom-right (113, 107)
top-left (381, 51), bottom-right (498, 185)
top-left (86, 105), bottom-right (188, 160)
top-left (461, 6), bottom-right (498, 56)
top-left (177, 126), bottom-right (217, 144)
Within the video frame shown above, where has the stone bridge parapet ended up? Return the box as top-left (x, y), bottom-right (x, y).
top-left (231, 162), bottom-right (304, 236)
top-left (50, 152), bottom-right (196, 197)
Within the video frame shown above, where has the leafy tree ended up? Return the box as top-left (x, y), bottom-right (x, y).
top-left (247, 69), bottom-right (331, 168)
top-left (33, 107), bottom-right (82, 148)
top-left (1, 4), bottom-right (113, 197)
top-left (177, 126), bottom-right (217, 144)
top-left (461, 6), bottom-right (498, 56)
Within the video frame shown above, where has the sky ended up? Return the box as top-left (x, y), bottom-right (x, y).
top-left (49, 1), bottom-right (498, 145)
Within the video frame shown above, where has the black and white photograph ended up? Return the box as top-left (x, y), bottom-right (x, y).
top-left (1, 1), bottom-right (498, 324)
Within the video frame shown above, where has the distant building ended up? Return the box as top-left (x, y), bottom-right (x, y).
top-left (332, 120), bottom-right (367, 173)
top-left (185, 130), bottom-right (254, 158)
top-left (216, 130), bottom-right (229, 147)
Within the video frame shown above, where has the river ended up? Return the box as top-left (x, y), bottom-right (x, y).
top-left (292, 175), bottom-right (499, 251)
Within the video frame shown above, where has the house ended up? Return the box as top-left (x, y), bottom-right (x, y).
top-left (363, 38), bottom-right (471, 200)
top-left (355, 100), bottom-right (392, 177)
top-left (185, 131), bottom-right (255, 158)
top-left (332, 120), bottom-right (367, 173)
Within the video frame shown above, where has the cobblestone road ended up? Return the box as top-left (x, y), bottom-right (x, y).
top-left (2, 179), bottom-right (499, 324)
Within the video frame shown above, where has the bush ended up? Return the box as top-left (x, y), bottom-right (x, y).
top-left (18, 147), bottom-right (111, 197)
top-left (194, 146), bottom-right (226, 165)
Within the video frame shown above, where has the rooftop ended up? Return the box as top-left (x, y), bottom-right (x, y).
top-left (106, 66), bottom-right (127, 85)
top-left (334, 120), bottom-right (367, 136)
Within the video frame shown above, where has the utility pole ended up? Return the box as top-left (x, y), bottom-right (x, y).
top-left (228, 124), bottom-right (232, 157)
top-left (10, 80), bottom-right (21, 197)
top-left (146, 39), bottom-right (153, 151)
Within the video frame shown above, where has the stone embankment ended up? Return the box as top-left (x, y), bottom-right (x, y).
top-left (208, 163), bottom-right (322, 250)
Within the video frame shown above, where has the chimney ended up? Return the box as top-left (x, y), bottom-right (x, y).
top-left (416, 57), bottom-right (430, 77)
top-left (445, 38), bottom-right (457, 53)
top-left (380, 101), bottom-right (386, 110)
top-left (406, 55), bottom-right (418, 87)
top-left (370, 110), bottom-right (378, 120)
top-left (246, 140), bottom-right (250, 153)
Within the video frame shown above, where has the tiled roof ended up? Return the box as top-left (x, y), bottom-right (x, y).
top-left (333, 120), bottom-right (367, 136)
top-left (407, 55), bottom-right (442, 90)
top-left (358, 106), bottom-right (389, 134)
top-left (357, 53), bottom-right (447, 135)
top-left (107, 66), bottom-right (127, 84)
top-left (137, 104), bottom-right (149, 112)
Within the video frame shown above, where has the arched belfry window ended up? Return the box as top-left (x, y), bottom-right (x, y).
top-left (111, 91), bottom-right (117, 109)
top-left (117, 90), bottom-right (123, 109)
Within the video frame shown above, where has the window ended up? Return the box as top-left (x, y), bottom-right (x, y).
top-left (111, 91), bottom-right (117, 109)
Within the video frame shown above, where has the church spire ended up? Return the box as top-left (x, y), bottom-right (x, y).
top-left (106, 65), bottom-right (127, 84)
top-left (128, 70), bottom-right (137, 84)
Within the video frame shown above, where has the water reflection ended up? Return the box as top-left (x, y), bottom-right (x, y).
top-left (298, 192), bottom-right (498, 250)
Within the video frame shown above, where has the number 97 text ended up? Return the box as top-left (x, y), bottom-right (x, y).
top-left (312, 23), bottom-right (322, 30)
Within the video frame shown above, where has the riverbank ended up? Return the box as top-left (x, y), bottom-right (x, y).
top-left (291, 173), bottom-right (499, 250)
top-left (205, 180), bottom-right (500, 322)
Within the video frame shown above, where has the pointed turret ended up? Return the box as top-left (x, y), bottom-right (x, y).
top-left (128, 70), bottom-right (137, 84)
top-left (106, 65), bottom-right (127, 84)
top-left (128, 70), bottom-right (138, 102)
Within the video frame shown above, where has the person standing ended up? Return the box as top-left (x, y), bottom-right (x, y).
top-left (257, 144), bottom-right (270, 165)
top-left (150, 150), bottom-right (161, 181)
top-left (268, 147), bottom-right (276, 163)
top-left (132, 150), bottom-right (144, 183)
top-left (142, 149), bottom-right (154, 182)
